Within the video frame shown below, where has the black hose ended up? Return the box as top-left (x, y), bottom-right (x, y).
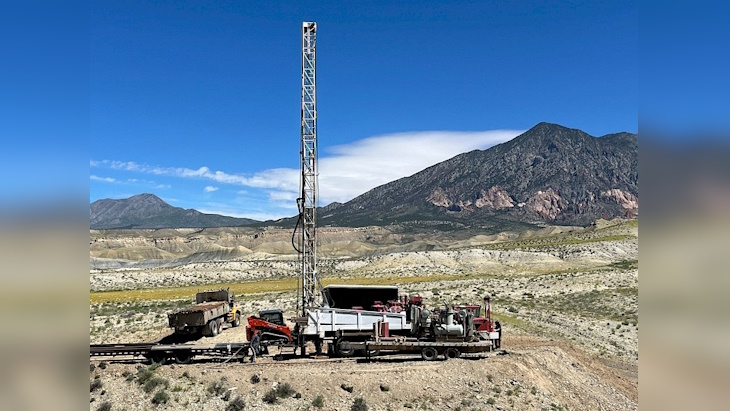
top-left (291, 198), bottom-right (303, 254)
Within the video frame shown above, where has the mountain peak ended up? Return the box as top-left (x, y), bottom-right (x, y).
top-left (521, 122), bottom-right (589, 140)
top-left (90, 194), bottom-right (258, 229)
top-left (130, 193), bottom-right (165, 202)
top-left (531, 122), bottom-right (569, 132)
top-left (122, 193), bottom-right (170, 209)
top-left (318, 122), bottom-right (638, 228)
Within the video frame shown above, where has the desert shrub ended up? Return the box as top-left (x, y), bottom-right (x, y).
top-left (207, 379), bottom-right (228, 396)
top-left (262, 381), bottom-right (295, 403)
top-left (95, 401), bottom-right (112, 411)
top-left (508, 306), bottom-right (518, 313)
top-left (90, 379), bottom-right (103, 392)
top-left (226, 396), bottom-right (245, 411)
top-left (312, 395), bottom-right (324, 408)
top-left (136, 365), bottom-right (158, 386)
top-left (151, 390), bottom-right (169, 405)
top-left (250, 373), bottom-right (260, 384)
top-left (182, 370), bottom-right (191, 379)
top-left (487, 397), bottom-right (496, 405)
top-left (143, 377), bottom-right (169, 394)
top-left (294, 392), bottom-right (302, 399)
top-left (531, 386), bottom-right (538, 395)
top-left (262, 389), bottom-right (279, 404)
top-left (379, 384), bottom-right (390, 392)
top-left (340, 383), bottom-right (354, 393)
top-left (351, 397), bottom-right (368, 411)
top-left (98, 361), bottom-right (108, 370)
top-left (90, 363), bottom-right (96, 372)
top-left (275, 382), bottom-right (295, 397)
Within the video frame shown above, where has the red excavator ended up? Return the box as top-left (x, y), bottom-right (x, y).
top-left (245, 309), bottom-right (293, 344)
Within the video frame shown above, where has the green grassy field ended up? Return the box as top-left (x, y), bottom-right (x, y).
top-left (89, 273), bottom-right (475, 303)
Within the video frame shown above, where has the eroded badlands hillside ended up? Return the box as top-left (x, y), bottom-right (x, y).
top-left (90, 219), bottom-right (638, 410)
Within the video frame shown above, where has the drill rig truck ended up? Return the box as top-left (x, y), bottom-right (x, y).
top-left (245, 22), bottom-right (502, 361)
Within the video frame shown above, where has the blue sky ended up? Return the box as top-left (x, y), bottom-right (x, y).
top-left (90, 0), bottom-right (638, 220)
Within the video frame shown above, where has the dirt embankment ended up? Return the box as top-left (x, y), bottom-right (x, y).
top-left (90, 334), bottom-right (637, 411)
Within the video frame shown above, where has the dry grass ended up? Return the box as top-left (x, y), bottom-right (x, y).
top-left (484, 234), bottom-right (633, 251)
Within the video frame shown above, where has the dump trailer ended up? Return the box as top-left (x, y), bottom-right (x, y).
top-left (168, 289), bottom-right (242, 336)
top-left (306, 285), bottom-right (411, 339)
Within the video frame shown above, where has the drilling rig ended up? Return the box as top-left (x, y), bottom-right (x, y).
top-left (297, 21), bottom-right (326, 315)
top-left (294, 21), bottom-right (327, 355)
top-left (91, 21), bottom-right (502, 365)
top-left (246, 21), bottom-right (502, 360)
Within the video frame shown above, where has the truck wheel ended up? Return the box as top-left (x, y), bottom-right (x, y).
top-left (421, 347), bottom-right (438, 361)
top-left (175, 353), bottom-right (193, 364)
top-left (232, 312), bottom-right (241, 327)
top-left (208, 321), bottom-right (219, 337)
top-left (148, 353), bottom-right (167, 365)
top-left (335, 339), bottom-right (354, 357)
top-left (445, 348), bottom-right (461, 359)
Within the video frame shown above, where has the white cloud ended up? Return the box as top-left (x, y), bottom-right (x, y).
top-left (90, 175), bottom-right (115, 183)
top-left (91, 129), bottom-right (522, 218)
top-left (203, 186), bottom-right (219, 193)
top-left (317, 130), bottom-right (521, 203)
top-left (94, 160), bottom-right (299, 192)
top-left (88, 172), bottom-right (170, 189)
top-left (269, 190), bottom-right (298, 202)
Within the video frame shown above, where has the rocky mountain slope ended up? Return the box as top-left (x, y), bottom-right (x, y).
top-left (319, 122), bottom-right (638, 227)
top-left (90, 193), bottom-right (258, 229)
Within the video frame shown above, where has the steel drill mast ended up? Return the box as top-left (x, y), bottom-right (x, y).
top-left (297, 21), bottom-right (324, 317)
